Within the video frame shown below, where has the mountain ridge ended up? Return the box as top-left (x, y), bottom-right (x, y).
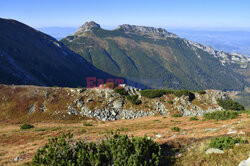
top-left (0, 18), bottom-right (118, 87)
top-left (61, 21), bottom-right (248, 90)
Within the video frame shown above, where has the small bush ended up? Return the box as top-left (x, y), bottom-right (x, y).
top-left (197, 90), bottom-right (206, 94)
top-left (114, 87), bottom-right (128, 96)
top-left (217, 99), bottom-right (245, 111)
top-left (20, 123), bottom-right (34, 130)
top-left (127, 95), bottom-right (142, 105)
top-left (209, 136), bottom-right (246, 150)
top-left (171, 127), bottom-right (181, 132)
top-left (171, 113), bottom-right (183, 117)
top-left (81, 129), bottom-right (86, 133)
top-left (167, 100), bottom-right (173, 104)
top-left (204, 111), bottom-right (239, 121)
top-left (189, 117), bottom-right (199, 121)
top-left (83, 123), bottom-right (93, 126)
top-left (140, 89), bottom-right (195, 101)
top-left (35, 128), bottom-right (46, 132)
top-left (32, 132), bottom-right (161, 166)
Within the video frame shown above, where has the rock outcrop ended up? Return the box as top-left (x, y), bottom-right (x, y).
top-left (75, 21), bottom-right (101, 34)
top-left (116, 24), bottom-right (178, 38)
top-left (184, 39), bottom-right (250, 68)
top-left (0, 84), bottom-right (231, 122)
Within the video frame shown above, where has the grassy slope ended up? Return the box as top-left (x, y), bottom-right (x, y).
top-left (61, 28), bottom-right (244, 90)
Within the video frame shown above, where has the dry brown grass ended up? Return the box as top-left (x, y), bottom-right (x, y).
top-left (0, 113), bottom-right (249, 165)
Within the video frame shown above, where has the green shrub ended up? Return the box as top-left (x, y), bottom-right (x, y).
top-left (167, 100), bottom-right (173, 104)
top-left (114, 87), bottom-right (128, 96)
top-left (81, 129), bottom-right (87, 133)
top-left (35, 128), bottom-right (46, 132)
top-left (189, 117), bottom-right (199, 121)
top-left (83, 123), bottom-right (93, 126)
top-left (203, 111), bottom-right (239, 121)
top-left (209, 136), bottom-right (246, 150)
top-left (217, 99), bottom-right (245, 111)
top-left (20, 123), bottom-right (34, 130)
top-left (171, 127), bottom-right (181, 132)
top-left (140, 89), bottom-right (195, 101)
top-left (127, 95), bottom-right (142, 105)
top-left (171, 113), bottom-right (183, 117)
top-left (32, 132), bottom-right (161, 166)
top-left (197, 90), bottom-right (206, 94)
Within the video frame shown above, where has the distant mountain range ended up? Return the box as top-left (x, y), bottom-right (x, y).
top-left (170, 30), bottom-right (250, 57)
top-left (61, 21), bottom-right (249, 90)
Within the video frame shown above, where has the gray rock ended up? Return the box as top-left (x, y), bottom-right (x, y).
top-left (14, 156), bottom-right (22, 162)
top-left (238, 157), bottom-right (250, 166)
top-left (112, 100), bottom-right (123, 109)
top-left (205, 128), bottom-right (217, 132)
top-left (45, 92), bottom-right (49, 98)
top-left (28, 104), bottom-right (36, 114)
top-left (227, 129), bottom-right (237, 134)
top-left (87, 98), bottom-right (93, 102)
top-left (205, 148), bottom-right (224, 154)
top-left (170, 135), bottom-right (177, 138)
top-left (68, 106), bottom-right (78, 115)
top-left (77, 88), bottom-right (85, 94)
top-left (155, 134), bottom-right (162, 138)
top-left (238, 131), bottom-right (245, 135)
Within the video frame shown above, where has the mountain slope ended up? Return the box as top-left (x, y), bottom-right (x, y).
top-left (61, 21), bottom-right (247, 90)
top-left (0, 18), bottom-right (116, 87)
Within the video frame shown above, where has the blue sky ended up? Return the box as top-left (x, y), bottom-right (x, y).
top-left (0, 0), bottom-right (250, 30)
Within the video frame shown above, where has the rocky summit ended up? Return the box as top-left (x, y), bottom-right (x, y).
top-left (75, 21), bottom-right (101, 34)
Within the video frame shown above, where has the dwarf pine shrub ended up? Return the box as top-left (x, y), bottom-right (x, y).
top-left (171, 127), bottom-right (181, 132)
top-left (127, 95), bottom-right (142, 105)
top-left (32, 132), bottom-right (161, 166)
top-left (203, 111), bottom-right (239, 121)
top-left (217, 99), bottom-right (245, 111)
top-left (114, 87), bottom-right (128, 96)
top-left (171, 113), bottom-right (183, 117)
top-left (20, 123), bottom-right (34, 130)
top-left (140, 89), bottom-right (195, 101)
top-left (189, 117), bottom-right (199, 121)
top-left (209, 136), bottom-right (245, 150)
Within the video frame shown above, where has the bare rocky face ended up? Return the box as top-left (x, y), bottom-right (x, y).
top-left (116, 24), bottom-right (178, 38)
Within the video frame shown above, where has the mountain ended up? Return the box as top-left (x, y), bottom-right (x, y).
top-left (61, 21), bottom-right (249, 90)
top-left (0, 18), bottom-right (117, 87)
top-left (169, 29), bottom-right (250, 57)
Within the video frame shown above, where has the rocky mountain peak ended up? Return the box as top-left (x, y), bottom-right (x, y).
top-left (116, 24), bottom-right (178, 38)
top-left (76, 21), bottom-right (101, 33)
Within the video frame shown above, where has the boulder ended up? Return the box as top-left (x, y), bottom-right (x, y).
top-left (68, 106), bottom-right (78, 115)
top-left (205, 148), bottom-right (224, 154)
top-left (238, 157), bottom-right (250, 166)
top-left (28, 104), bottom-right (36, 114)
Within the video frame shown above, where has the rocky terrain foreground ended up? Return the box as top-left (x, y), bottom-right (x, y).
top-left (0, 84), bottom-right (249, 165)
top-left (0, 84), bottom-right (230, 122)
